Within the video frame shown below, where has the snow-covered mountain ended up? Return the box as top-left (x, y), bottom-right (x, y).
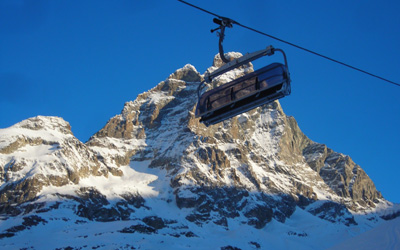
top-left (1, 53), bottom-right (399, 249)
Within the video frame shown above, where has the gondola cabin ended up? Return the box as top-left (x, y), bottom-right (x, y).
top-left (195, 48), bottom-right (291, 126)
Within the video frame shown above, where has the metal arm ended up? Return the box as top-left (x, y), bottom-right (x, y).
top-left (273, 48), bottom-right (289, 70)
top-left (204, 46), bottom-right (275, 83)
top-left (211, 18), bottom-right (235, 64)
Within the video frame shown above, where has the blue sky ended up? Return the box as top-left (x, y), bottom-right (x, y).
top-left (1, 0), bottom-right (399, 203)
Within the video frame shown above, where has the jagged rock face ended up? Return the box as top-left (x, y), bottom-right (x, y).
top-left (303, 143), bottom-right (382, 208)
top-left (0, 116), bottom-right (110, 214)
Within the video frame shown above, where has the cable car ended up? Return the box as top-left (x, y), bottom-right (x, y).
top-left (195, 46), bottom-right (291, 126)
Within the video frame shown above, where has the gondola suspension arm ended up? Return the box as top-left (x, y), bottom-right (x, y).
top-left (211, 18), bottom-right (236, 64)
top-left (204, 46), bottom-right (288, 83)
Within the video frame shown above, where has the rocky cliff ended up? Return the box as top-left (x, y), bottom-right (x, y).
top-left (0, 54), bottom-right (397, 249)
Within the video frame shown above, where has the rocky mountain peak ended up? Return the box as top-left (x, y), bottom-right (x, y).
top-left (0, 55), bottom-right (398, 250)
top-left (0, 116), bottom-right (72, 156)
top-left (0, 116), bottom-right (109, 215)
top-left (168, 64), bottom-right (202, 82)
top-left (11, 116), bottom-right (73, 135)
top-left (86, 53), bottom-right (388, 228)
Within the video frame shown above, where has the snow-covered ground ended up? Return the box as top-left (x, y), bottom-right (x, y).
top-left (328, 216), bottom-right (400, 250)
top-left (1, 199), bottom-right (398, 250)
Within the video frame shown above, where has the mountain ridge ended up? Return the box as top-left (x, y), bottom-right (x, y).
top-left (0, 53), bottom-right (398, 249)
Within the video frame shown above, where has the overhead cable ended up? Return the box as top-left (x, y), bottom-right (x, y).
top-left (177, 0), bottom-right (400, 88)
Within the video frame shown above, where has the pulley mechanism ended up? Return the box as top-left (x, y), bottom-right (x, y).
top-left (211, 17), bottom-right (237, 63)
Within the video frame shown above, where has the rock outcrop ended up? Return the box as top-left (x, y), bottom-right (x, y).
top-left (0, 116), bottom-right (109, 215)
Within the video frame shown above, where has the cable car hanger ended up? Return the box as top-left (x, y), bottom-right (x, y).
top-left (195, 17), bottom-right (292, 126)
top-left (210, 17), bottom-right (235, 64)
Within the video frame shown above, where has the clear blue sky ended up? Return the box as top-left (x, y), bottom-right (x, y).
top-left (1, 0), bottom-right (399, 203)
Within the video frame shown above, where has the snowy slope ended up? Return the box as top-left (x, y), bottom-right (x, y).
top-left (328, 216), bottom-right (400, 250)
top-left (0, 197), bottom-right (396, 250)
